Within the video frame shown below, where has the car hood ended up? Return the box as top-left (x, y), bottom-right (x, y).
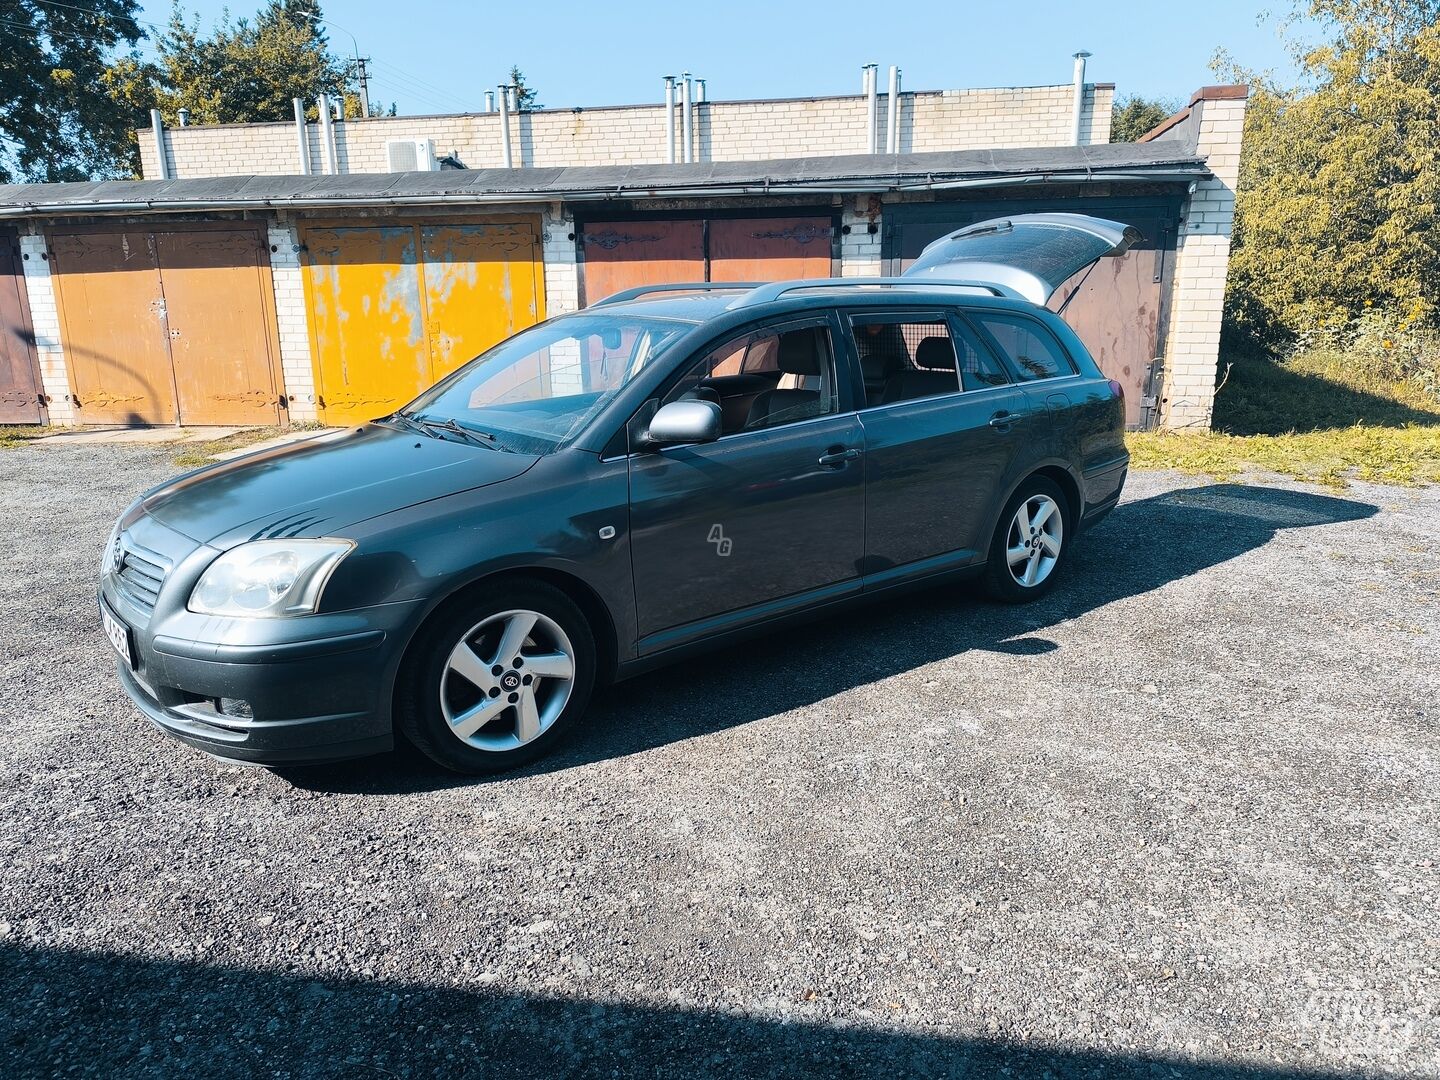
top-left (139, 425), bottom-right (539, 547)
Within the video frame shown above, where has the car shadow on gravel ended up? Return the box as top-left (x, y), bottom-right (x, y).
top-left (0, 943), bottom-right (1387, 1080)
top-left (282, 483), bottom-right (1377, 795)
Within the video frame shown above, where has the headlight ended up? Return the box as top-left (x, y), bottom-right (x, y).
top-left (189, 539), bottom-right (354, 618)
top-left (100, 522), bottom-right (121, 575)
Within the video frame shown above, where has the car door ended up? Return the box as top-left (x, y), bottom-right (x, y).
top-left (849, 309), bottom-right (1029, 579)
top-left (628, 314), bottom-right (865, 649)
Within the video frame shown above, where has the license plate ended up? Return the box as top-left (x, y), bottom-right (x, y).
top-left (102, 605), bottom-right (133, 668)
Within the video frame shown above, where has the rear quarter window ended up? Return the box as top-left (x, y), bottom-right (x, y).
top-left (971, 313), bottom-right (1075, 382)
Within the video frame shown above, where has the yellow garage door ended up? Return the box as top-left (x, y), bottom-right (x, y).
top-left (302, 220), bottom-right (544, 425)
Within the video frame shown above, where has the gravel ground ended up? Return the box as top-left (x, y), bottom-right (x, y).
top-left (1, 444), bottom-right (1436, 1079)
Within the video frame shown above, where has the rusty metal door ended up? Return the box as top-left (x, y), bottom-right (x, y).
top-left (154, 229), bottom-right (280, 426)
top-left (303, 220), bottom-right (547, 426)
top-left (579, 220), bottom-right (704, 305)
top-left (708, 217), bottom-right (833, 281)
top-left (304, 225), bottom-right (429, 425)
top-left (420, 222), bottom-right (543, 381)
top-left (1049, 250), bottom-right (1165, 428)
top-left (50, 230), bottom-right (176, 425)
top-left (0, 229), bottom-right (44, 423)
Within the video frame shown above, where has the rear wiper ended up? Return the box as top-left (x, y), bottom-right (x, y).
top-left (415, 415), bottom-right (510, 451)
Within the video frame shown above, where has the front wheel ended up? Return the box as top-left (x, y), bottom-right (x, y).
top-left (982, 477), bottom-right (1070, 603)
top-left (396, 581), bottom-right (596, 775)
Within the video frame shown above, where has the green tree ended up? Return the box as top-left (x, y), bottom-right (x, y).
top-left (105, 0), bottom-right (355, 133)
top-left (1223, 0), bottom-right (1440, 341)
top-left (1109, 94), bottom-right (1181, 142)
top-left (0, 0), bottom-right (146, 182)
top-left (508, 65), bottom-right (541, 112)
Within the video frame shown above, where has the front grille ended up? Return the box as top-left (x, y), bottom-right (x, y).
top-left (114, 542), bottom-right (167, 615)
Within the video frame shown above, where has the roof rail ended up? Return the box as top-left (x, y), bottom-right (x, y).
top-left (728, 277), bottom-right (1019, 309)
top-left (590, 282), bottom-right (765, 308)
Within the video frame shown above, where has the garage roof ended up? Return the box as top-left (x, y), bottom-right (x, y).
top-left (0, 143), bottom-right (1208, 218)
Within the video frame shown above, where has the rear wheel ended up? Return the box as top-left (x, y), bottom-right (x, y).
top-left (397, 581), bottom-right (595, 774)
top-left (982, 477), bottom-right (1070, 603)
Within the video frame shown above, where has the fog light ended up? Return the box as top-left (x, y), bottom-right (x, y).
top-left (218, 697), bottom-right (253, 719)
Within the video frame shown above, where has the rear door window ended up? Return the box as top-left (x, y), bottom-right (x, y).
top-left (970, 312), bottom-right (1075, 382)
top-left (849, 314), bottom-right (958, 407)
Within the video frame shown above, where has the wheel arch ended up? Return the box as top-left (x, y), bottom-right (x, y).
top-left (390, 565), bottom-right (622, 720)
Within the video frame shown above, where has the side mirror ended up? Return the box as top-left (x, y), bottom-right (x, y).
top-left (644, 400), bottom-right (722, 447)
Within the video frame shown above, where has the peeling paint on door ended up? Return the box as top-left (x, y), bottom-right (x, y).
top-left (302, 220), bottom-right (544, 425)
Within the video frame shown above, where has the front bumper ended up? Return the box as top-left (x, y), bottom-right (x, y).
top-left (100, 513), bottom-right (421, 767)
top-left (109, 605), bottom-right (401, 765)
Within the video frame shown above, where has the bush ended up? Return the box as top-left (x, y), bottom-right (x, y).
top-left (1289, 304), bottom-right (1440, 404)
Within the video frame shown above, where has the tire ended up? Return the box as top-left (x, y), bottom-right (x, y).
top-left (396, 580), bottom-right (596, 775)
top-left (982, 476), bottom-right (1071, 604)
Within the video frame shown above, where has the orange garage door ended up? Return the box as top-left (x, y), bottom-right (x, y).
top-left (50, 225), bottom-right (282, 426)
top-left (301, 219), bottom-right (545, 426)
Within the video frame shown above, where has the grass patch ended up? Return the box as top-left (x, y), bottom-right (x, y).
top-left (1129, 342), bottom-right (1440, 487)
top-left (0, 425), bottom-right (51, 450)
top-left (170, 423), bottom-right (325, 469)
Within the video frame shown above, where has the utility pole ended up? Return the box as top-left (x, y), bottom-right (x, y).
top-left (352, 56), bottom-right (373, 118)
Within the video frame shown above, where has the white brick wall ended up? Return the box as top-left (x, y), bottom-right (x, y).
top-left (839, 197), bottom-right (883, 277)
top-left (17, 232), bottom-right (74, 425)
top-left (1160, 94), bottom-right (1247, 429)
top-left (266, 223), bottom-right (317, 423)
top-left (145, 84), bottom-right (1115, 179)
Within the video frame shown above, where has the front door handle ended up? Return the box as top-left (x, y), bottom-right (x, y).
top-left (988, 411), bottom-right (1016, 429)
top-left (818, 447), bottom-right (862, 466)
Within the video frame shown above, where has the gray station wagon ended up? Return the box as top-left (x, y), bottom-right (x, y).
top-left (99, 213), bottom-right (1134, 774)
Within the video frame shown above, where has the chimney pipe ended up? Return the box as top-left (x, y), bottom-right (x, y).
top-left (292, 97), bottom-right (310, 175)
top-left (680, 72), bottom-right (693, 164)
top-left (863, 63), bottom-right (878, 153)
top-left (317, 93), bottom-right (338, 174)
top-left (177, 107), bottom-right (190, 127)
top-left (149, 108), bottom-right (168, 180)
top-left (484, 89), bottom-right (495, 113)
top-left (695, 78), bottom-right (706, 103)
top-left (885, 65), bottom-right (901, 154)
top-left (498, 84), bottom-right (513, 168)
top-left (663, 76), bottom-right (676, 164)
top-left (1071, 51), bottom-right (1092, 145)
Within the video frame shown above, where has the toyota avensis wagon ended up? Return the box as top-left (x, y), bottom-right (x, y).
top-left (99, 213), bottom-right (1133, 774)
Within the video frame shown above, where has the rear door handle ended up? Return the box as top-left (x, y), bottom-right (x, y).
top-left (818, 447), bottom-right (862, 466)
top-left (988, 411), bottom-right (1016, 429)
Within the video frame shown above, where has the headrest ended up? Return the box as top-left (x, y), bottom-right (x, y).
top-left (914, 336), bottom-right (957, 371)
top-left (777, 331), bottom-right (820, 375)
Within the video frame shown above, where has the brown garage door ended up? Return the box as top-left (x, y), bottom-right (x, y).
top-left (0, 228), bottom-right (44, 424)
top-left (579, 215), bottom-right (834, 305)
top-left (50, 225), bottom-right (281, 426)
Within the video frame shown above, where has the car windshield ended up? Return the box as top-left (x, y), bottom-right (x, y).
top-left (401, 313), bottom-right (692, 454)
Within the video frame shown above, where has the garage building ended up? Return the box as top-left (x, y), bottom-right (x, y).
top-left (0, 83), bottom-right (1245, 430)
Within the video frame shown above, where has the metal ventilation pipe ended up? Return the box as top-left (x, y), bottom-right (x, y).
top-left (1071, 51), bottom-right (1092, 144)
top-left (484, 90), bottom-right (495, 113)
top-left (149, 109), bottom-right (168, 180)
top-left (498, 84), bottom-right (513, 168)
top-left (863, 63), bottom-right (878, 153)
top-left (292, 97), bottom-right (310, 174)
top-left (317, 93), bottom-right (338, 174)
top-left (695, 78), bottom-right (706, 103)
top-left (663, 76), bottom-right (677, 163)
top-left (680, 72), bottom-right (693, 164)
top-left (885, 65), bottom-right (901, 154)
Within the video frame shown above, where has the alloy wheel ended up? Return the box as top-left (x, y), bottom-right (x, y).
top-left (440, 609), bottom-right (576, 751)
top-left (1005, 493), bottom-right (1064, 588)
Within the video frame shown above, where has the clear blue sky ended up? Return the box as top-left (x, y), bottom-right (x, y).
top-left (134, 0), bottom-right (1302, 115)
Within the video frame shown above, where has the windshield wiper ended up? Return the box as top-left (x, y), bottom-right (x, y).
top-left (380, 411), bottom-right (430, 436)
top-left (415, 415), bottom-right (511, 451)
